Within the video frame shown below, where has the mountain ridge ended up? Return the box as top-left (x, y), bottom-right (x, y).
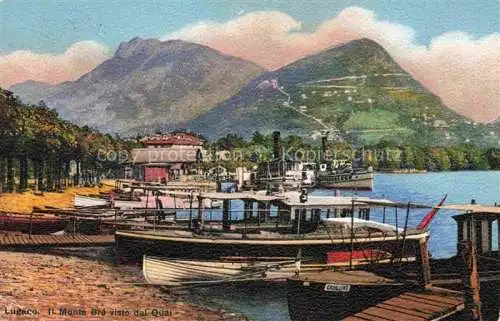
top-left (178, 38), bottom-right (498, 146)
top-left (10, 38), bottom-right (266, 134)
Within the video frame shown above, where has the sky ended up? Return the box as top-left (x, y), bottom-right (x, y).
top-left (0, 0), bottom-right (499, 122)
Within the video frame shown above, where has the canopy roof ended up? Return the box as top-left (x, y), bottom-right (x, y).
top-left (438, 204), bottom-right (500, 215)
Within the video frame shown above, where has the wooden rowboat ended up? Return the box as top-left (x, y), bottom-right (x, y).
top-left (0, 213), bottom-right (70, 234)
top-left (74, 195), bottom-right (110, 207)
top-left (143, 256), bottom-right (325, 286)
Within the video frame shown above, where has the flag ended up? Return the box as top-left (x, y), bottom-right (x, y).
top-left (417, 194), bottom-right (447, 230)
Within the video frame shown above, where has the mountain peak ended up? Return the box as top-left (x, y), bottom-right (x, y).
top-left (115, 37), bottom-right (162, 58)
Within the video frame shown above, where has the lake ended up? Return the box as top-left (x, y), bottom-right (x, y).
top-left (184, 171), bottom-right (500, 321)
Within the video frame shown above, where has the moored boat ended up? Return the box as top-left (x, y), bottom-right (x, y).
top-left (286, 270), bottom-right (410, 321)
top-left (143, 256), bottom-right (325, 286)
top-left (116, 190), bottom-right (435, 263)
top-left (315, 160), bottom-right (374, 190)
top-left (74, 195), bottom-right (110, 207)
top-left (0, 213), bottom-right (70, 234)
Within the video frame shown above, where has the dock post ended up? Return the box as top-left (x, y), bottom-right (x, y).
top-left (478, 218), bottom-right (493, 255)
top-left (29, 211), bottom-right (33, 239)
top-left (198, 195), bottom-right (205, 230)
top-left (222, 199), bottom-right (230, 231)
top-left (415, 237), bottom-right (432, 290)
top-left (257, 202), bottom-right (267, 224)
top-left (460, 240), bottom-right (483, 321)
top-left (73, 211), bottom-right (76, 238)
top-left (349, 199), bottom-right (355, 270)
top-left (114, 208), bottom-right (117, 232)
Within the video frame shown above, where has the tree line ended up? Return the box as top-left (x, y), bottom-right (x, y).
top-left (0, 89), bottom-right (137, 193)
top-left (209, 132), bottom-right (500, 171)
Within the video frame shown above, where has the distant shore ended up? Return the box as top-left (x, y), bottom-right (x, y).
top-left (0, 248), bottom-right (231, 321)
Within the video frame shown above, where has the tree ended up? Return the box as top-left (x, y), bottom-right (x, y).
top-left (447, 147), bottom-right (466, 171)
top-left (485, 148), bottom-right (500, 169)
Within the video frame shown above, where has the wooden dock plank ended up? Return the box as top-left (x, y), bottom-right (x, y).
top-left (0, 233), bottom-right (114, 247)
top-left (361, 306), bottom-right (426, 321)
top-left (387, 297), bottom-right (445, 314)
top-left (398, 294), bottom-right (456, 308)
top-left (377, 302), bottom-right (430, 319)
top-left (346, 287), bottom-right (464, 321)
top-left (355, 312), bottom-right (391, 321)
top-left (404, 292), bottom-right (463, 306)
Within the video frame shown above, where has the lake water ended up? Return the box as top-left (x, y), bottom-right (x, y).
top-left (184, 171), bottom-right (500, 321)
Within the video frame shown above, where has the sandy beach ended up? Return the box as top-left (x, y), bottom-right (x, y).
top-left (0, 248), bottom-right (235, 321)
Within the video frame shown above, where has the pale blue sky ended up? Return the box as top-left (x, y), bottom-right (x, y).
top-left (1, 0), bottom-right (498, 55)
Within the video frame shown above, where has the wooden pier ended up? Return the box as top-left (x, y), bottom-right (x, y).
top-left (343, 287), bottom-right (464, 321)
top-left (0, 233), bottom-right (115, 247)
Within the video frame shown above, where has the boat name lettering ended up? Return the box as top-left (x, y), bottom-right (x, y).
top-left (323, 283), bottom-right (351, 292)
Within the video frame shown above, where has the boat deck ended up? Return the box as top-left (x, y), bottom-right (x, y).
top-left (118, 228), bottom-right (426, 241)
top-left (296, 270), bottom-right (402, 285)
top-left (342, 287), bottom-right (464, 321)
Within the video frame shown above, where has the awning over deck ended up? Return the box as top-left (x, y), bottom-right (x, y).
top-left (437, 204), bottom-right (500, 215)
top-left (199, 192), bottom-right (284, 202)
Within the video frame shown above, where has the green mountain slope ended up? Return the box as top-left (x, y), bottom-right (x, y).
top-left (182, 39), bottom-right (499, 147)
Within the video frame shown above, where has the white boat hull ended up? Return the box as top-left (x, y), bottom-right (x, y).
top-left (74, 195), bottom-right (109, 207)
top-left (143, 256), bottom-right (324, 286)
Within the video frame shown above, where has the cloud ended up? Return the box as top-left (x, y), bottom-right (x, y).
top-left (0, 41), bottom-right (109, 88)
top-left (164, 7), bottom-right (500, 123)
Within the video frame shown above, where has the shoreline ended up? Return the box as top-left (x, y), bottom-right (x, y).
top-left (0, 247), bottom-right (240, 320)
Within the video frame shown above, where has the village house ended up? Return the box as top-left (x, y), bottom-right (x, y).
top-left (129, 133), bottom-right (206, 182)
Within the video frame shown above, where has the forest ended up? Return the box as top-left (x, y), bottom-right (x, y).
top-left (0, 89), bottom-right (137, 193)
top-left (1, 87), bottom-right (498, 194)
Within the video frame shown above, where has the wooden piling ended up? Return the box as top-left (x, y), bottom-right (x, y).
top-left (460, 240), bottom-right (483, 321)
top-left (415, 237), bottom-right (432, 290)
top-left (222, 199), bottom-right (230, 231)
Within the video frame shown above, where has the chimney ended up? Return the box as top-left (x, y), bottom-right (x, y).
top-left (273, 131), bottom-right (281, 159)
top-left (321, 136), bottom-right (327, 161)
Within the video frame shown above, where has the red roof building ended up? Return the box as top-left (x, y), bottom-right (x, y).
top-left (140, 133), bottom-right (203, 148)
top-left (131, 133), bottom-right (205, 182)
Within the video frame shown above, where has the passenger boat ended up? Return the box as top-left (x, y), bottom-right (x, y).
top-left (254, 159), bottom-right (316, 191)
top-left (0, 213), bottom-right (70, 234)
top-left (315, 160), bottom-right (374, 190)
top-left (116, 190), bottom-right (437, 264)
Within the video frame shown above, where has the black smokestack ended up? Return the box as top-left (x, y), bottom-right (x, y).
top-left (321, 136), bottom-right (327, 161)
top-left (273, 131), bottom-right (281, 159)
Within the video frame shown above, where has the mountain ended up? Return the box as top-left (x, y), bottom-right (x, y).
top-left (10, 38), bottom-right (265, 134)
top-left (181, 39), bottom-right (498, 146)
top-left (9, 80), bottom-right (61, 104)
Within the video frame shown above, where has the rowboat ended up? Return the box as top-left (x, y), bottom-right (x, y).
top-left (74, 195), bottom-right (110, 207)
top-left (143, 256), bottom-right (324, 286)
top-left (0, 213), bottom-right (70, 234)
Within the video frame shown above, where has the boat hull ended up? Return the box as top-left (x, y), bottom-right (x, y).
top-left (115, 230), bottom-right (426, 263)
top-left (74, 195), bottom-right (110, 207)
top-left (286, 278), bottom-right (406, 321)
top-left (143, 256), bottom-right (324, 286)
top-left (0, 215), bottom-right (70, 234)
top-left (316, 172), bottom-right (373, 190)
